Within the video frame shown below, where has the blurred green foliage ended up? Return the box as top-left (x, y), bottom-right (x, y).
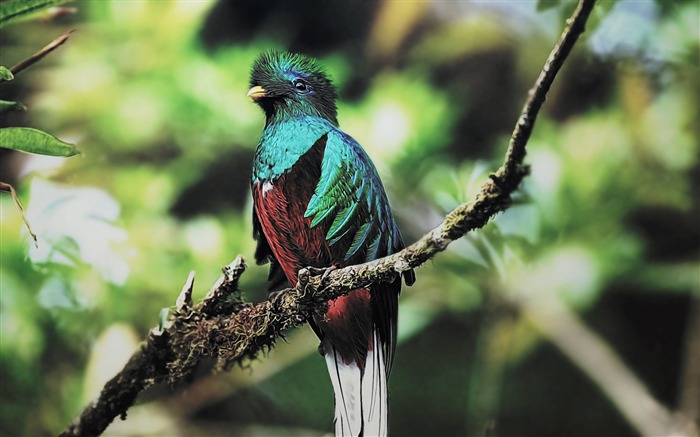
top-left (0, 1), bottom-right (698, 436)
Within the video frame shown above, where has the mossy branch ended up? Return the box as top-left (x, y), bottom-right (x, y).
top-left (59, 1), bottom-right (596, 436)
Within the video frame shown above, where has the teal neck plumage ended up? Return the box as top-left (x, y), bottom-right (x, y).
top-left (249, 51), bottom-right (340, 182)
top-left (252, 116), bottom-right (332, 182)
top-left (263, 96), bottom-right (338, 127)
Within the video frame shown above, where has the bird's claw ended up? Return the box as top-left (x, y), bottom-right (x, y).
top-left (268, 289), bottom-right (286, 306)
top-left (304, 266), bottom-right (327, 276)
top-left (305, 265), bottom-right (338, 284)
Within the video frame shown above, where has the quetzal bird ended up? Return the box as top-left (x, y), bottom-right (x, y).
top-left (248, 51), bottom-right (415, 436)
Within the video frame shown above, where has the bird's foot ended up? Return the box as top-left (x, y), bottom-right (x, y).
top-left (304, 266), bottom-right (327, 276)
top-left (268, 289), bottom-right (287, 307)
top-left (305, 265), bottom-right (338, 284)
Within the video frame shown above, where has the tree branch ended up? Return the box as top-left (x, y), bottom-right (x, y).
top-left (59, 1), bottom-right (597, 435)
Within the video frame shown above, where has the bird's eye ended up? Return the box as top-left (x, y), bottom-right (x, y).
top-left (293, 79), bottom-right (309, 93)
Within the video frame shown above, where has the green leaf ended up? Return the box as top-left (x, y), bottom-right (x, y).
top-left (0, 100), bottom-right (26, 113)
top-left (0, 0), bottom-right (67, 28)
top-left (0, 66), bottom-right (13, 81)
top-left (0, 127), bottom-right (79, 157)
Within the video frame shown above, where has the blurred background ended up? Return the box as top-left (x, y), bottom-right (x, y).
top-left (1, 0), bottom-right (698, 435)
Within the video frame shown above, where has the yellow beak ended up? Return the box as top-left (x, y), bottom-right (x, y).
top-left (247, 85), bottom-right (267, 100)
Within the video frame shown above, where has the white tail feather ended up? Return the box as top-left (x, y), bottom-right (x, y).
top-left (362, 329), bottom-right (388, 436)
top-left (324, 329), bottom-right (388, 437)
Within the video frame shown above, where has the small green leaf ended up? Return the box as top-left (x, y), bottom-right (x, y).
top-left (0, 127), bottom-right (79, 157)
top-left (0, 0), bottom-right (67, 28)
top-left (0, 100), bottom-right (26, 113)
top-left (0, 66), bottom-right (13, 81)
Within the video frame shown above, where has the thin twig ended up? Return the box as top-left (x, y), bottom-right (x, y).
top-left (59, 1), bottom-right (597, 435)
top-left (0, 30), bottom-right (74, 83)
top-left (0, 181), bottom-right (38, 246)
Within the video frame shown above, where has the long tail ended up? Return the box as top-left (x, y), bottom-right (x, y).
top-left (324, 328), bottom-right (388, 437)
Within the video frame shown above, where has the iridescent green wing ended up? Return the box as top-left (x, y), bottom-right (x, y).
top-left (304, 128), bottom-right (404, 263)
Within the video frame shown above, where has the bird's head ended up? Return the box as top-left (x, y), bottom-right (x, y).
top-left (248, 51), bottom-right (338, 125)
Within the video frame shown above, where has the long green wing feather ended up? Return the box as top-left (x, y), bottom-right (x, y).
top-left (304, 127), bottom-right (403, 263)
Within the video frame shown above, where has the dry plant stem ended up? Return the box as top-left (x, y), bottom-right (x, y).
top-left (59, 1), bottom-right (596, 436)
top-left (523, 295), bottom-right (678, 436)
top-left (0, 30), bottom-right (74, 83)
top-left (0, 181), bottom-right (37, 245)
